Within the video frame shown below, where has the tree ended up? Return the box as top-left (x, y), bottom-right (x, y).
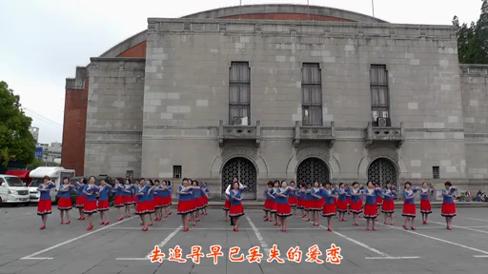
top-left (454, 0), bottom-right (488, 64)
top-left (0, 81), bottom-right (35, 167)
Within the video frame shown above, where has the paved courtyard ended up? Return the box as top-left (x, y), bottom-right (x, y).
top-left (1, 205), bottom-right (488, 274)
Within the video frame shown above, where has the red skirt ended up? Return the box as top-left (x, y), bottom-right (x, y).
top-left (288, 196), bottom-right (298, 207)
top-left (402, 203), bottom-right (416, 217)
top-left (196, 196), bottom-right (205, 209)
top-left (296, 198), bottom-right (303, 209)
top-left (124, 195), bottom-right (135, 205)
top-left (276, 203), bottom-right (292, 217)
top-left (376, 196), bottom-right (383, 206)
top-left (223, 199), bottom-right (231, 211)
top-left (270, 200), bottom-right (277, 213)
top-left (154, 196), bottom-right (164, 208)
top-left (322, 203), bottom-right (337, 217)
top-left (263, 198), bottom-right (274, 212)
top-left (350, 199), bottom-right (363, 214)
top-left (98, 199), bottom-right (110, 211)
top-left (135, 200), bottom-right (154, 215)
top-left (229, 203), bottom-right (245, 217)
top-left (336, 199), bottom-right (348, 213)
top-left (57, 197), bottom-right (72, 210)
top-left (147, 199), bottom-right (156, 213)
top-left (420, 200), bottom-right (432, 214)
top-left (161, 196), bottom-right (172, 207)
top-left (114, 195), bottom-right (125, 207)
top-left (202, 195), bottom-right (208, 207)
top-left (441, 203), bottom-right (456, 217)
top-left (83, 200), bottom-right (98, 214)
top-left (309, 199), bottom-right (323, 211)
top-left (37, 199), bottom-right (52, 215)
top-left (364, 204), bottom-right (378, 219)
top-left (75, 195), bottom-right (85, 208)
top-left (178, 200), bottom-right (194, 215)
top-left (382, 199), bottom-right (395, 213)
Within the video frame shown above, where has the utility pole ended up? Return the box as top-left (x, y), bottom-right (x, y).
top-left (371, 0), bottom-right (375, 17)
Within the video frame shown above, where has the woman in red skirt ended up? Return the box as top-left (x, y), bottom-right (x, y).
top-left (229, 181), bottom-right (246, 232)
top-left (83, 176), bottom-right (100, 231)
top-left (263, 181), bottom-right (274, 221)
top-left (275, 181), bottom-right (292, 232)
top-left (420, 182), bottom-right (434, 224)
top-left (223, 178), bottom-right (237, 222)
top-left (363, 182), bottom-right (383, 231)
top-left (74, 178), bottom-right (86, 220)
top-left (134, 178), bottom-right (152, 231)
top-left (160, 180), bottom-right (173, 219)
top-left (310, 181), bottom-right (324, 226)
top-left (97, 179), bottom-right (112, 225)
top-left (374, 182), bottom-right (383, 209)
top-left (320, 182), bottom-right (337, 231)
top-left (402, 182), bottom-right (419, 230)
top-left (441, 181), bottom-right (457, 230)
top-left (336, 183), bottom-right (348, 222)
top-left (177, 178), bottom-right (194, 231)
top-left (288, 181), bottom-right (298, 215)
top-left (56, 177), bottom-right (74, 225)
top-left (349, 182), bottom-right (363, 226)
top-left (37, 176), bottom-right (56, 230)
top-left (123, 179), bottom-right (135, 218)
top-left (112, 178), bottom-right (126, 221)
top-left (381, 182), bottom-right (396, 225)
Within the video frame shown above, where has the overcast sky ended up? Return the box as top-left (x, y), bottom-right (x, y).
top-left (0, 0), bottom-right (482, 144)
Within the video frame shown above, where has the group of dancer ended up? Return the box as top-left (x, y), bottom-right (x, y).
top-left (36, 175), bottom-right (204, 231)
top-left (257, 180), bottom-right (457, 232)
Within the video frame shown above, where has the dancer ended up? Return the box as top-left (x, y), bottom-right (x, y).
top-left (123, 178), bottom-right (135, 217)
top-left (134, 178), bottom-right (152, 231)
top-left (271, 180), bottom-right (280, 225)
top-left (381, 182), bottom-right (396, 225)
top-left (297, 183), bottom-right (306, 218)
top-left (320, 182), bottom-right (337, 231)
top-left (229, 181), bottom-right (246, 232)
top-left (288, 181), bottom-right (298, 215)
top-left (275, 181), bottom-right (292, 232)
top-left (74, 178), bottom-right (86, 220)
top-left (153, 180), bottom-right (164, 221)
top-left (375, 182), bottom-right (383, 209)
top-left (349, 182), bottom-right (363, 226)
top-left (441, 181), bottom-right (457, 230)
top-left (363, 181), bottom-right (383, 231)
top-left (177, 178), bottom-right (194, 232)
top-left (112, 178), bottom-right (126, 221)
top-left (402, 181), bottom-right (418, 230)
top-left (302, 183), bottom-right (313, 221)
top-left (37, 176), bottom-right (56, 230)
top-left (201, 182), bottom-right (209, 216)
top-left (336, 183), bottom-right (348, 222)
top-left (160, 180), bottom-right (172, 219)
top-left (223, 178), bottom-right (237, 222)
top-left (420, 182), bottom-right (434, 224)
top-left (56, 177), bottom-right (74, 225)
top-left (97, 178), bottom-right (112, 225)
top-left (263, 181), bottom-right (274, 221)
top-left (83, 176), bottom-right (100, 231)
top-left (310, 181), bottom-right (323, 226)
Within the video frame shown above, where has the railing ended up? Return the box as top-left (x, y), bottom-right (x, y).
top-left (218, 120), bottom-right (261, 146)
top-left (365, 121), bottom-right (404, 147)
top-left (293, 121), bottom-right (335, 147)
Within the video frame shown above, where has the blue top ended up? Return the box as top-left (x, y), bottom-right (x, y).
top-left (57, 184), bottom-right (73, 199)
top-left (350, 189), bottom-right (362, 202)
top-left (38, 182), bottom-right (56, 201)
top-left (229, 189), bottom-right (242, 206)
top-left (193, 187), bottom-right (202, 200)
top-left (75, 182), bottom-right (85, 196)
top-left (98, 185), bottom-right (112, 201)
top-left (337, 188), bottom-right (348, 201)
top-left (83, 185), bottom-right (99, 201)
top-left (275, 188), bottom-right (290, 204)
top-left (442, 188), bottom-right (457, 204)
top-left (135, 184), bottom-right (151, 202)
top-left (363, 188), bottom-right (383, 205)
top-left (403, 189), bottom-right (418, 205)
top-left (420, 189), bottom-right (433, 201)
top-left (112, 184), bottom-right (125, 196)
top-left (178, 185), bottom-right (193, 201)
top-left (311, 188), bottom-right (322, 201)
top-left (319, 188), bottom-right (337, 205)
top-left (383, 188), bottom-right (397, 201)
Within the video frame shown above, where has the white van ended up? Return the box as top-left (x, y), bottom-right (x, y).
top-left (29, 167), bottom-right (75, 202)
top-left (0, 175), bottom-right (30, 204)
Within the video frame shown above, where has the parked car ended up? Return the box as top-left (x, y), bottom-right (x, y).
top-left (0, 175), bottom-right (30, 205)
top-left (27, 179), bottom-right (41, 202)
top-left (29, 167), bottom-right (75, 202)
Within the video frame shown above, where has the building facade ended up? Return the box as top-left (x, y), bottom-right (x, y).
top-left (62, 4), bottom-right (488, 199)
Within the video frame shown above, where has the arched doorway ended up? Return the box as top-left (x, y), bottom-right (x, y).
top-left (296, 158), bottom-right (330, 184)
top-left (367, 158), bottom-right (397, 188)
top-left (221, 157), bottom-right (257, 199)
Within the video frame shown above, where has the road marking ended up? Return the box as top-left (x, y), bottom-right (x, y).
top-left (430, 221), bottom-right (488, 235)
top-left (386, 224), bottom-right (488, 256)
top-left (320, 226), bottom-right (419, 260)
top-left (245, 215), bottom-right (269, 253)
top-left (21, 216), bottom-right (136, 260)
top-left (115, 225), bottom-right (182, 261)
top-left (465, 217), bottom-right (488, 223)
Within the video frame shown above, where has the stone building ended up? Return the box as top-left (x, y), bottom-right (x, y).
top-left (62, 4), bottom-right (488, 199)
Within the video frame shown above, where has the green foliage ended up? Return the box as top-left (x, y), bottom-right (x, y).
top-left (0, 81), bottom-right (36, 167)
top-left (454, 0), bottom-right (488, 64)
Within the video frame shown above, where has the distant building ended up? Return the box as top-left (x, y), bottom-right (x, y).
top-left (63, 4), bottom-right (488, 199)
top-left (38, 142), bottom-right (62, 164)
